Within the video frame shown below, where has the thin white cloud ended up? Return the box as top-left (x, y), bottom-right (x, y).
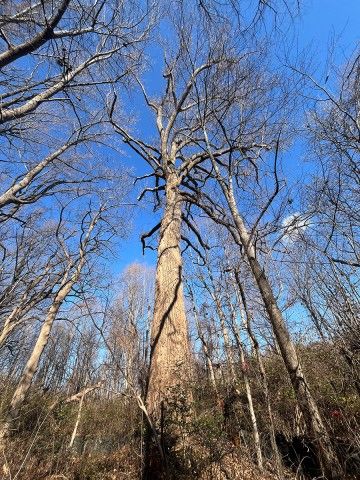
top-left (282, 212), bottom-right (308, 242)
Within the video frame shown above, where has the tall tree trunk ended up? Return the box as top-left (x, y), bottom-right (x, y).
top-left (233, 271), bottom-right (282, 476)
top-left (227, 297), bottom-right (263, 470)
top-left (145, 172), bottom-right (192, 478)
top-left (205, 151), bottom-right (342, 479)
top-left (223, 183), bottom-right (342, 479)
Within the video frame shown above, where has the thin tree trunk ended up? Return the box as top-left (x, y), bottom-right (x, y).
top-left (222, 181), bottom-right (342, 479)
top-left (227, 297), bottom-right (263, 470)
top-left (69, 393), bottom-right (85, 449)
top-left (0, 214), bottom-right (98, 448)
top-left (0, 272), bottom-right (75, 444)
top-left (233, 271), bottom-right (282, 477)
top-left (0, 309), bottom-right (20, 348)
top-left (202, 267), bottom-right (236, 385)
top-left (205, 135), bottom-right (341, 478)
top-left (188, 286), bottom-right (219, 397)
top-left (0, 281), bottom-right (53, 349)
top-left (214, 296), bottom-right (237, 385)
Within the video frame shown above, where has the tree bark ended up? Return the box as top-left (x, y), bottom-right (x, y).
top-left (223, 182), bottom-right (342, 479)
top-left (227, 297), bottom-right (263, 471)
top-left (145, 171), bottom-right (192, 478)
top-left (146, 171), bottom-right (191, 416)
top-left (233, 271), bottom-right (282, 476)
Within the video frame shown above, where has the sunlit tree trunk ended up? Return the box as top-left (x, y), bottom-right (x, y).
top-left (145, 170), bottom-right (192, 478)
top-left (233, 271), bottom-right (282, 476)
top-left (146, 171), bottom-right (191, 415)
top-left (69, 393), bottom-right (85, 449)
top-left (227, 297), bottom-right (263, 470)
top-left (0, 266), bottom-right (79, 446)
top-left (222, 181), bottom-right (342, 479)
top-left (206, 135), bottom-right (342, 478)
top-left (0, 213), bottom-right (98, 449)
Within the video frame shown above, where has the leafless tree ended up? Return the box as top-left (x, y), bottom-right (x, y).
top-left (170, 36), bottom-right (344, 477)
top-left (106, 3), bottom-right (318, 474)
top-left (109, 17), bottom-right (247, 474)
top-left (285, 50), bottom-right (360, 393)
top-left (0, 0), bottom-right (151, 228)
top-left (0, 170), bottom-right (131, 441)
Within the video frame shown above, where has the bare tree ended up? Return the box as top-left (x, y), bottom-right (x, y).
top-left (0, 218), bottom-right (70, 349)
top-left (285, 51), bottom-right (360, 394)
top-left (0, 0), bottom-right (151, 228)
top-left (0, 179), bottom-right (130, 443)
top-left (167, 39), bottom-right (343, 476)
top-left (187, 284), bottom-right (219, 398)
top-left (109, 18), bottom-right (244, 475)
top-left (106, 4), bottom-right (306, 473)
top-left (232, 267), bottom-right (282, 475)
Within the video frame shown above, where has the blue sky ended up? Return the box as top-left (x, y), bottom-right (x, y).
top-left (298, 0), bottom-right (360, 59)
top-left (111, 0), bottom-right (360, 276)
